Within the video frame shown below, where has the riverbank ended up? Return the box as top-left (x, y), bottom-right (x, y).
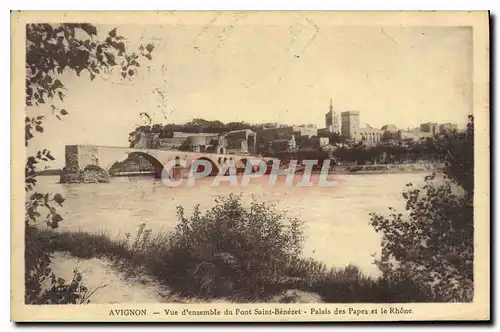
top-left (37, 227), bottom-right (439, 303)
top-left (49, 251), bottom-right (323, 304)
top-left (329, 163), bottom-right (443, 174)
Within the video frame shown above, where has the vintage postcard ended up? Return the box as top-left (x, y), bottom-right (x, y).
top-left (11, 10), bottom-right (490, 322)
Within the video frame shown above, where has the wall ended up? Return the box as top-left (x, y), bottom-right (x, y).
top-left (400, 130), bottom-right (434, 141)
top-left (64, 145), bottom-right (80, 171)
top-left (319, 137), bottom-right (329, 148)
top-left (341, 111), bottom-right (360, 139)
top-left (172, 132), bottom-right (219, 138)
top-left (353, 129), bottom-right (383, 145)
top-left (420, 123), bottom-right (439, 135)
top-left (292, 124), bottom-right (318, 138)
top-left (78, 145), bottom-right (99, 168)
top-left (439, 123), bottom-right (458, 133)
top-left (188, 135), bottom-right (211, 147)
top-left (156, 137), bottom-right (186, 150)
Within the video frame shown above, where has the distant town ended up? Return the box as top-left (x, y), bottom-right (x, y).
top-left (39, 99), bottom-right (464, 178)
top-left (127, 99), bottom-right (459, 157)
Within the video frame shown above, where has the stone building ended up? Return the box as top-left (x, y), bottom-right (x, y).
top-left (420, 122), bottom-right (439, 135)
top-left (257, 124), bottom-right (317, 153)
top-left (439, 123), bottom-right (458, 133)
top-left (400, 129), bottom-right (434, 142)
top-left (341, 111), bottom-right (383, 146)
top-left (268, 137), bottom-right (296, 154)
top-left (131, 131), bottom-right (222, 152)
top-left (224, 129), bottom-right (257, 154)
top-left (293, 124), bottom-right (318, 138)
top-left (380, 124), bottom-right (400, 140)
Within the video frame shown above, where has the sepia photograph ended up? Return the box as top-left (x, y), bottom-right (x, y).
top-left (10, 10), bottom-right (490, 322)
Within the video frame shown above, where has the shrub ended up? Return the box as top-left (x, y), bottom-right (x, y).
top-left (156, 194), bottom-right (305, 300)
top-left (39, 200), bottom-right (443, 303)
top-left (25, 225), bottom-right (53, 304)
top-left (37, 269), bottom-right (92, 305)
top-left (369, 115), bottom-right (474, 302)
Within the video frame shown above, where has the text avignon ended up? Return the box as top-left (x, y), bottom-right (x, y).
top-left (109, 309), bottom-right (148, 316)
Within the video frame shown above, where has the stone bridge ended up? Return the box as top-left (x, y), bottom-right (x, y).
top-left (63, 145), bottom-right (277, 180)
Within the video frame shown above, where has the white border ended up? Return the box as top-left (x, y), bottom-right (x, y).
top-left (3, 1), bottom-right (497, 331)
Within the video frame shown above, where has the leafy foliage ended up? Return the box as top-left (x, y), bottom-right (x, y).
top-left (36, 267), bottom-right (94, 305)
top-left (24, 23), bottom-right (152, 304)
top-left (369, 115), bottom-right (474, 302)
top-left (161, 194), bottom-right (305, 299)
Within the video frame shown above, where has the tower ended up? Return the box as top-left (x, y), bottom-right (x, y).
top-left (341, 111), bottom-right (360, 140)
top-left (325, 98), bottom-right (340, 134)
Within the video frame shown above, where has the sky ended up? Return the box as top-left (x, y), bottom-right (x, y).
top-left (27, 13), bottom-right (473, 167)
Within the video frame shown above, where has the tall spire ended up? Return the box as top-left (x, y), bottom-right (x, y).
top-left (329, 98), bottom-right (333, 113)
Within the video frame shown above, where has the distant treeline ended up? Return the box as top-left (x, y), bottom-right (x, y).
top-left (129, 118), bottom-right (287, 138)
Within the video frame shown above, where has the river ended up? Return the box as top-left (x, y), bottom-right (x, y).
top-left (36, 172), bottom-right (433, 278)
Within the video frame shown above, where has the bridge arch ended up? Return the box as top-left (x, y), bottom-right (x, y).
top-left (110, 151), bottom-right (165, 179)
top-left (191, 156), bottom-right (219, 176)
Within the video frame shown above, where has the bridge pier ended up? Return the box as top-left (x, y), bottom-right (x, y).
top-left (59, 145), bottom-right (111, 183)
top-left (154, 167), bottom-right (163, 179)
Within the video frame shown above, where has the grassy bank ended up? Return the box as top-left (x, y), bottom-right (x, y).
top-left (37, 226), bottom-right (439, 303)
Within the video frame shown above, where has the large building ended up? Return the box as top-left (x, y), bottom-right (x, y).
top-left (439, 123), bottom-right (458, 133)
top-left (400, 129), bottom-right (434, 142)
top-left (257, 124), bottom-right (317, 152)
top-left (380, 124), bottom-right (400, 140)
top-left (340, 111), bottom-right (360, 139)
top-left (325, 99), bottom-right (341, 134)
top-left (420, 122), bottom-right (439, 135)
top-left (293, 124), bottom-right (318, 138)
top-left (224, 129), bottom-right (257, 154)
top-left (341, 111), bottom-right (383, 146)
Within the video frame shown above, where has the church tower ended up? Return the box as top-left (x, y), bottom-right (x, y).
top-left (325, 98), bottom-right (340, 134)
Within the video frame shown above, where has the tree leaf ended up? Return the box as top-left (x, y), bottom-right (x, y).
top-left (108, 27), bottom-right (117, 37)
top-left (115, 42), bottom-right (125, 54)
top-left (52, 79), bottom-right (64, 90)
top-left (35, 125), bottom-right (44, 133)
top-left (80, 24), bottom-right (97, 36)
top-left (52, 213), bottom-right (63, 223)
top-left (145, 43), bottom-right (155, 53)
top-left (60, 109), bottom-right (68, 115)
top-left (104, 52), bottom-right (117, 66)
top-left (53, 193), bottom-right (65, 205)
